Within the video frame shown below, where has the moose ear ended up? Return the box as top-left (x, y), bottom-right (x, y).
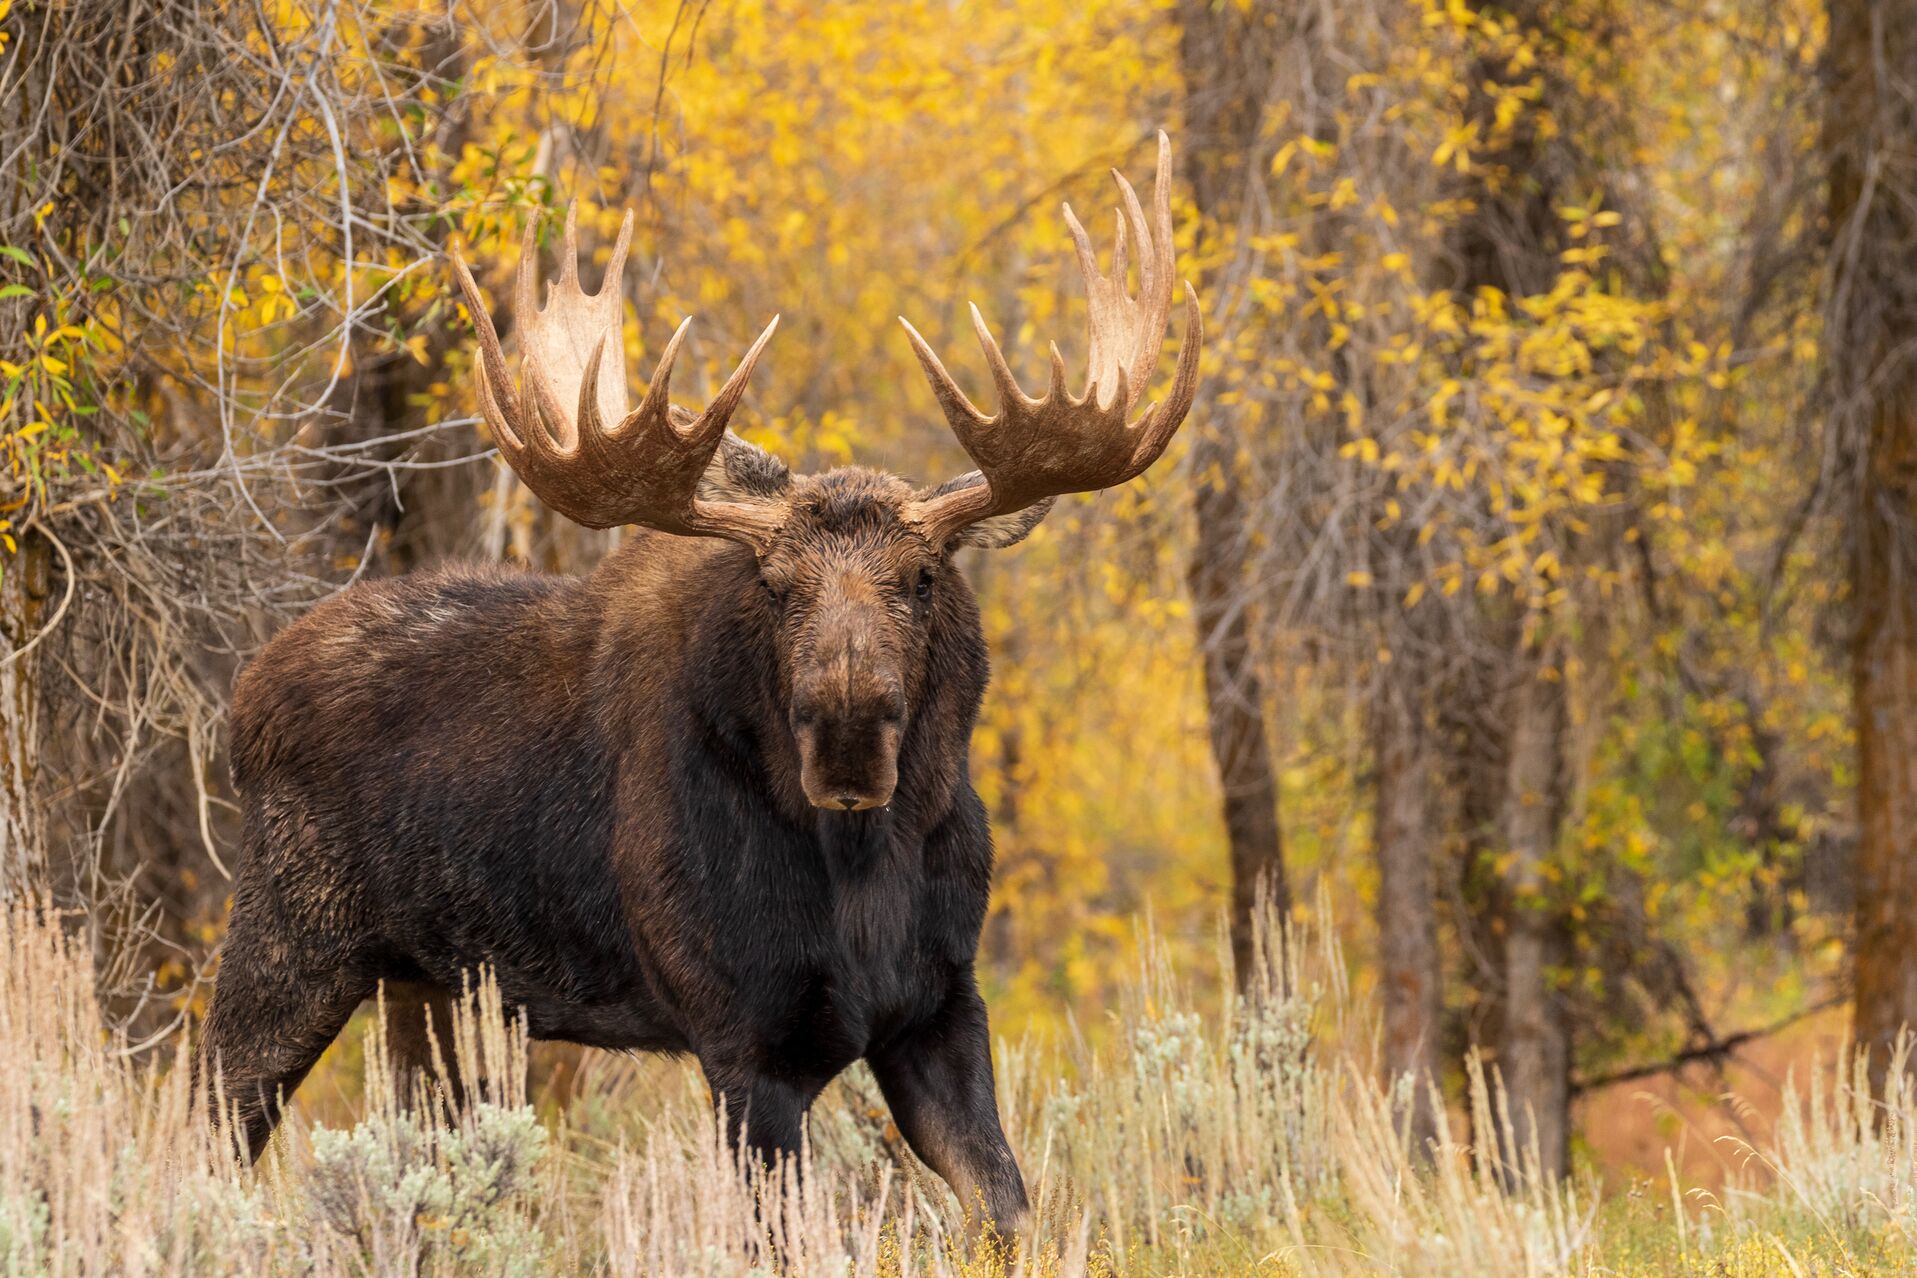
top-left (957, 499), bottom-right (1055, 549)
top-left (694, 425), bottom-right (793, 502)
top-left (918, 472), bottom-right (1055, 550)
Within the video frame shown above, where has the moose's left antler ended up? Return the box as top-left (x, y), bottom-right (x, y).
top-left (451, 204), bottom-right (785, 547)
top-left (901, 131), bottom-right (1203, 545)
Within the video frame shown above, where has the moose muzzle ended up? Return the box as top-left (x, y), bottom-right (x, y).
top-left (793, 707), bottom-right (901, 811)
top-left (789, 600), bottom-right (907, 811)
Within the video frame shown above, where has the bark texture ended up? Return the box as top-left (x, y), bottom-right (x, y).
top-left (1827, 0), bottom-right (1917, 1084)
top-left (0, 534), bottom-right (50, 893)
top-left (1177, 0), bottom-right (1291, 987)
top-left (1438, 0), bottom-right (1580, 1174)
top-left (1374, 692), bottom-right (1441, 1149)
top-left (1498, 655), bottom-right (1571, 1179)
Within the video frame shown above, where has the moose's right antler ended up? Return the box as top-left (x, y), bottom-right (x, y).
top-left (451, 205), bottom-right (786, 547)
top-left (899, 131), bottom-right (1203, 547)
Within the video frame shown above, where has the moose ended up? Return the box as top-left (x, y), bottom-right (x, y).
top-left (201, 134), bottom-right (1200, 1242)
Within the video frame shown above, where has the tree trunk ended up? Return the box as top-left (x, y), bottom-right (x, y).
top-left (1852, 466), bottom-right (1917, 1074)
top-left (1498, 653), bottom-right (1571, 1180)
top-left (0, 55), bottom-right (45, 895)
top-left (1177, 0), bottom-right (1290, 989)
top-left (1374, 691), bottom-right (1441, 1150)
top-left (1436, 0), bottom-right (1580, 1174)
top-left (0, 532), bottom-right (50, 894)
top-left (1827, 0), bottom-right (1917, 1090)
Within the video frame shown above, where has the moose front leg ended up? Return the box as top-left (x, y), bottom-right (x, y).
top-left (699, 1056), bottom-right (816, 1178)
top-left (868, 980), bottom-right (1029, 1249)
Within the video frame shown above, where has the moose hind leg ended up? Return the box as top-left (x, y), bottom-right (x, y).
top-left (201, 909), bottom-right (373, 1162)
top-left (381, 980), bottom-right (461, 1108)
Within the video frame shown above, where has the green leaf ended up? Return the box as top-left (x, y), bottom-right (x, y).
top-left (0, 284), bottom-right (33, 300)
top-left (0, 246), bottom-right (35, 268)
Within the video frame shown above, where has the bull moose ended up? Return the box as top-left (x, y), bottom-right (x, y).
top-left (201, 134), bottom-right (1201, 1242)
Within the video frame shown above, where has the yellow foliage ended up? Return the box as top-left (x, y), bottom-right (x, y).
top-left (2, 0), bottom-right (1851, 1057)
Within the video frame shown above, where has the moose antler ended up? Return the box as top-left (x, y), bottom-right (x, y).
top-left (451, 205), bottom-right (785, 546)
top-left (901, 132), bottom-right (1203, 545)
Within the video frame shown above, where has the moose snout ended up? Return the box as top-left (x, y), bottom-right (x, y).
top-left (791, 678), bottom-right (905, 812)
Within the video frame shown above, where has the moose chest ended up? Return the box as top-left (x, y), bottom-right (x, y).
top-left (644, 808), bottom-right (961, 1078)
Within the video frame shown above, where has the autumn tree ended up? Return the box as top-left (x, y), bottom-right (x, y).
top-left (1192, 0), bottom-right (1749, 1173)
top-left (1439, 0), bottom-right (1584, 1179)
top-left (1826, 0), bottom-right (1917, 1083)
top-left (1177, 0), bottom-right (1291, 986)
top-left (0, 0), bottom-right (472, 932)
top-left (1426, 0), bottom-right (1676, 1177)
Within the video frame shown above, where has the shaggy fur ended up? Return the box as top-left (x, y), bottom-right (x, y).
top-left (201, 464), bottom-right (1031, 1238)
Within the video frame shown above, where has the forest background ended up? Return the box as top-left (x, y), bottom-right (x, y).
top-left (4, 0), bottom-right (1916, 1233)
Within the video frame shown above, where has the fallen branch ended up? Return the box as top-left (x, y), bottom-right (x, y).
top-left (1572, 995), bottom-right (1845, 1095)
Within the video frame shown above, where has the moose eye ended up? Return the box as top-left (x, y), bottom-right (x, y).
top-left (914, 568), bottom-right (935, 602)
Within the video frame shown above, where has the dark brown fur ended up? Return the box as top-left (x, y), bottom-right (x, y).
top-left (202, 465), bottom-right (1033, 1238)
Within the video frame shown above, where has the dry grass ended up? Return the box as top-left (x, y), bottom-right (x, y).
top-left (1, 897), bottom-right (1909, 1277)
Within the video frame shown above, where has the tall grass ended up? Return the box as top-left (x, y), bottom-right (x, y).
top-left (0, 896), bottom-right (1909, 1277)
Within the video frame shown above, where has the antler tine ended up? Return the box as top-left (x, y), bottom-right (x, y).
top-left (451, 244), bottom-right (524, 452)
top-left (624, 316), bottom-right (694, 429)
top-left (1124, 279), bottom-right (1204, 479)
top-left (701, 313), bottom-right (783, 442)
top-left (1134, 132), bottom-right (1176, 400)
top-left (452, 207), bottom-right (787, 545)
top-left (900, 316), bottom-right (991, 429)
top-left (968, 302), bottom-right (1044, 411)
top-left (557, 201), bottom-right (581, 289)
top-left (901, 131), bottom-right (1205, 545)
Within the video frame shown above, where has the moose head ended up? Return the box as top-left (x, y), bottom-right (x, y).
top-left (450, 133), bottom-right (1201, 813)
